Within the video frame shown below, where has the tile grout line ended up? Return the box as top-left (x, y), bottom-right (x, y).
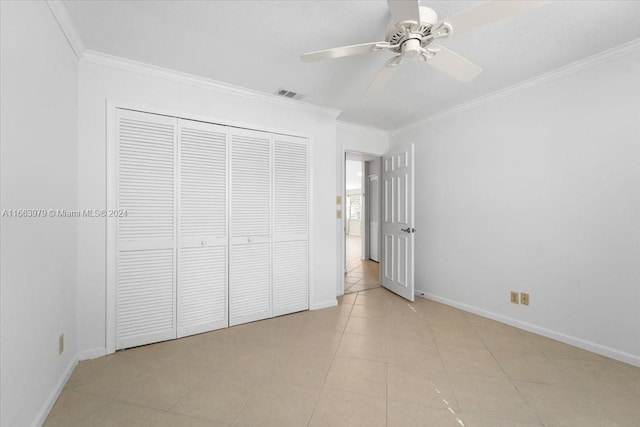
top-left (164, 366), bottom-right (211, 419)
top-left (421, 310), bottom-right (468, 427)
top-left (306, 292), bottom-right (355, 426)
top-left (227, 324), bottom-right (291, 426)
top-left (467, 317), bottom-right (551, 426)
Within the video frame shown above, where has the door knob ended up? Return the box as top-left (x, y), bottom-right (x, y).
top-left (401, 227), bottom-right (415, 233)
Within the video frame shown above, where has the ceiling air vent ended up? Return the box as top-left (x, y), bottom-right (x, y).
top-left (276, 89), bottom-right (303, 100)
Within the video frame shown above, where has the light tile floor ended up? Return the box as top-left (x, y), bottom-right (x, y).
top-left (345, 234), bottom-right (380, 294)
top-left (46, 288), bottom-right (640, 426)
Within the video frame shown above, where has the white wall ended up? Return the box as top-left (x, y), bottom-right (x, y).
top-left (346, 189), bottom-right (362, 236)
top-left (345, 160), bottom-right (363, 190)
top-left (392, 49), bottom-right (640, 365)
top-left (337, 121), bottom-right (389, 155)
top-left (0, 2), bottom-right (79, 425)
top-left (77, 57), bottom-right (339, 357)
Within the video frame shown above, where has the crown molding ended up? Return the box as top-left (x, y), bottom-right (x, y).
top-left (44, 0), bottom-right (637, 131)
top-left (336, 120), bottom-right (389, 136)
top-left (45, 0), bottom-right (340, 118)
top-left (81, 50), bottom-right (341, 118)
top-left (392, 38), bottom-right (640, 137)
top-left (46, 0), bottom-right (85, 58)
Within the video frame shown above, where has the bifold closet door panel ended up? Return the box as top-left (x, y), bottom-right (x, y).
top-left (230, 242), bottom-right (271, 325)
top-left (229, 128), bottom-right (272, 326)
top-left (273, 135), bottom-right (309, 316)
top-left (177, 120), bottom-right (228, 337)
top-left (116, 109), bottom-right (177, 350)
top-left (273, 240), bottom-right (307, 316)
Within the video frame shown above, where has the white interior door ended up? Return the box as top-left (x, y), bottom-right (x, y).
top-left (368, 174), bottom-right (380, 262)
top-left (115, 109), bottom-right (177, 349)
top-left (177, 119), bottom-right (228, 337)
top-left (229, 128), bottom-right (272, 326)
top-left (381, 143), bottom-right (415, 301)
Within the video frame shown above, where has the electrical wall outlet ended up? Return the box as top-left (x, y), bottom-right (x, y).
top-left (510, 291), bottom-right (519, 304)
top-left (520, 293), bottom-right (530, 306)
top-left (336, 196), bottom-right (342, 204)
top-left (336, 210), bottom-right (342, 219)
top-left (59, 334), bottom-right (64, 355)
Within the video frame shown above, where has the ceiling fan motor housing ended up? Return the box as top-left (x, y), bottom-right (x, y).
top-left (386, 6), bottom-right (439, 53)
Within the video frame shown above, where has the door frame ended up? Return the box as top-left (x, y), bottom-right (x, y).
top-left (366, 171), bottom-right (380, 262)
top-left (339, 150), bottom-right (383, 296)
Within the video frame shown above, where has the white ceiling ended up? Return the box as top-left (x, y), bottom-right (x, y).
top-left (63, 1), bottom-right (640, 130)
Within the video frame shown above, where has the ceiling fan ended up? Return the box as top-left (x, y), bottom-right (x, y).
top-left (301, 0), bottom-right (543, 96)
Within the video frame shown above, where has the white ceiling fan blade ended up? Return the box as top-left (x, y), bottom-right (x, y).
top-left (387, 0), bottom-right (421, 24)
top-left (301, 41), bottom-right (388, 63)
top-left (365, 56), bottom-right (402, 97)
top-left (427, 45), bottom-right (482, 82)
top-left (444, 1), bottom-right (545, 36)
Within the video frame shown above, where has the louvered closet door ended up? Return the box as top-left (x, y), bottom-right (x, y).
top-left (177, 119), bottom-right (228, 337)
top-left (273, 135), bottom-right (309, 316)
top-left (229, 128), bottom-right (272, 326)
top-left (116, 109), bottom-right (177, 349)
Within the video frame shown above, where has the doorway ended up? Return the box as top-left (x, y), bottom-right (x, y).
top-left (344, 154), bottom-right (381, 294)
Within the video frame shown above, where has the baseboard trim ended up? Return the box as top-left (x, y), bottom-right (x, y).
top-left (310, 299), bottom-right (338, 310)
top-left (31, 354), bottom-right (78, 427)
top-left (78, 347), bottom-right (107, 361)
top-left (416, 290), bottom-right (640, 368)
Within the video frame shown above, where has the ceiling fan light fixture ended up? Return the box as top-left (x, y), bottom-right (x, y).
top-left (401, 38), bottom-right (422, 58)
